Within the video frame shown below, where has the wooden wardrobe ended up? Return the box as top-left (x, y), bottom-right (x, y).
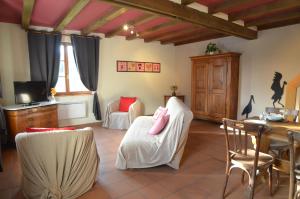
top-left (191, 52), bottom-right (240, 122)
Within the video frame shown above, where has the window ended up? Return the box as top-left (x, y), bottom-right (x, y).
top-left (55, 43), bottom-right (90, 95)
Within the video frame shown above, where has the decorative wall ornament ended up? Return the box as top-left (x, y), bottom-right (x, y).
top-left (271, 72), bottom-right (287, 108)
top-left (242, 95), bottom-right (255, 118)
top-left (117, 60), bottom-right (160, 73)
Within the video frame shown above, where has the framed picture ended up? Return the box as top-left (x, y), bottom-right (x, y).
top-left (116, 60), bottom-right (161, 73)
top-left (127, 62), bottom-right (137, 71)
top-left (117, 61), bottom-right (128, 72)
top-left (152, 63), bottom-right (160, 73)
top-left (145, 63), bottom-right (153, 72)
top-left (136, 63), bottom-right (145, 72)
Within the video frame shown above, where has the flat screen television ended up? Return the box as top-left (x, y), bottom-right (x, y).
top-left (14, 81), bottom-right (48, 104)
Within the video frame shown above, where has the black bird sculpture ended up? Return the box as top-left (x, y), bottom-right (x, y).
top-left (271, 72), bottom-right (287, 108)
top-left (242, 95), bottom-right (255, 118)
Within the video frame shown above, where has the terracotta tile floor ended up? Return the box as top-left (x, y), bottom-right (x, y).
top-left (0, 120), bottom-right (289, 199)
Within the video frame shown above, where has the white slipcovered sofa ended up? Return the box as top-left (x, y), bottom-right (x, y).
top-left (103, 98), bottom-right (142, 130)
top-left (15, 127), bottom-right (99, 199)
top-left (115, 97), bottom-right (193, 170)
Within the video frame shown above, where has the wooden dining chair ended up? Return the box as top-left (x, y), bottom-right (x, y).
top-left (288, 130), bottom-right (300, 199)
top-left (222, 119), bottom-right (274, 199)
top-left (266, 107), bottom-right (299, 186)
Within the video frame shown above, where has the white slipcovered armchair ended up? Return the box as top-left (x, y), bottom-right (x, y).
top-left (103, 98), bottom-right (142, 130)
top-left (15, 128), bottom-right (99, 199)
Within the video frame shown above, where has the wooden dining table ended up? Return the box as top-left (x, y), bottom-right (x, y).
top-left (220, 119), bottom-right (300, 173)
top-left (244, 119), bottom-right (300, 174)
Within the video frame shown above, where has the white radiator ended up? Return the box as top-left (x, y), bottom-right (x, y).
top-left (58, 102), bottom-right (86, 120)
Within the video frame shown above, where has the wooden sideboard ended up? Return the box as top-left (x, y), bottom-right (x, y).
top-left (164, 95), bottom-right (185, 106)
top-left (191, 53), bottom-right (240, 122)
top-left (4, 104), bottom-right (58, 139)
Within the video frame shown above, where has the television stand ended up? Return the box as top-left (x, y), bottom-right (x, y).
top-left (3, 102), bottom-right (58, 140)
top-left (24, 102), bottom-right (40, 106)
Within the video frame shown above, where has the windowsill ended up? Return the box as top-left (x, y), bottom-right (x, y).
top-left (55, 91), bottom-right (93, 96)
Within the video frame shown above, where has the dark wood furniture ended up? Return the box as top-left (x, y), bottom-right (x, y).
top-left (288, 130), bottom-right (300, 199)
top-left (4, 104), bottom-right (58, 139)
top-left (222, 119), bottom-right (274, 199)
top-left (164, 95), bottom-right (184, 106)
top-left (265, 107), bottom-right (299, 186)
top-left (242, 119), bottom-right (300, 189)
top-left (191, 53), bottom-right (240, 122)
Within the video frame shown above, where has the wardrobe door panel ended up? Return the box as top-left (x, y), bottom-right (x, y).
top-left (193, 61), bottom-right (208, 115)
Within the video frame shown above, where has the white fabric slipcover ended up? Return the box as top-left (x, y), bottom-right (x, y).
top-left (15, 127), bottom-right (99, 199)
top-left (115, 97), bottom-right (193, 170)
top-left (103, 98), bottom-right (142, 130)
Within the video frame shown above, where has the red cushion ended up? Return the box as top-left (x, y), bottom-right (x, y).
top-left (119, 97), bottom-right (137, 112)
top-left (26, 127), bottom-right (76, 133)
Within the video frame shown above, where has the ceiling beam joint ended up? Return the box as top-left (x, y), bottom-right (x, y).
top-left (22, 0), bottom-right (36, 30)
top-left (82, 7), bottom-right (128, 35)
top-left (98, 0), bottom-right (257, 40)
top-left (55, 0), bottom-right (90, 32)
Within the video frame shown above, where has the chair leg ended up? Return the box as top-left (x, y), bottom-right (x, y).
top-left (276, 170), bottom-right (280, 187)
top-left (223, 164), bottom-right (232, 199)
top-left (223, 172), bottom-right (230, 198)
top-left (241, 171), bottom-right (245, 184)
top-left (268, 165), bottom-right (273, 196)
top-left (248, 171), bottom-right (256, 199)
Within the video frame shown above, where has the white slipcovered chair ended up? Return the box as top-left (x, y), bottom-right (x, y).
top-left (103, 98), bottom-right (142, 130)
top-left (15, 127), bottom-right (99, 199)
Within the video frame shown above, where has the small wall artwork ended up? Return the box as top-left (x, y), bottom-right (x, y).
top-left (117, 60), bottom-right (160, 73)
top-left (271, 72), bottom-right (287, 108)
top-left (241, 95), bottom-right (255, 118)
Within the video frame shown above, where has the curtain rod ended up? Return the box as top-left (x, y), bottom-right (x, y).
top-left (28, 29), bottom-right (101, 39)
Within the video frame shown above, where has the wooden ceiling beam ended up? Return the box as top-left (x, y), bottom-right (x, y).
top-left (246, 11), bottom-right (300, 27)
top-left (82, 7), bottom-right (128, 35)
top-left (126, 20), bottom-right (178, 40)
top-left (258, 17), bottom-right (300, 30)
top-left (144, 26), bottom-right (197, 42)
top-left (161, 29), bottom-right (213, 45)
top-left (208, 0), bottom-right (253, 14)
top-left (98, 0), bottom-right (257, 40)
top-left (181, 0), bottom-right (196, 6)
top-left (55, 0), bottom-right (90, 32)
top-left (230, 0), bottom-right (300, 21)
top-left (174, 33), bottom-right (226, 46)
top-left (22, 0), bottom-right (35, 29)
top-left (145, 27), bottom-right (200, 43)
top-left (105, 14), bottom-right (156, 38)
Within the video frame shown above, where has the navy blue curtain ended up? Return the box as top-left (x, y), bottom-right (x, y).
top-left (28, 31), bottom-right (61, 94)
top-left (70, 35), bottom-right (101, 120)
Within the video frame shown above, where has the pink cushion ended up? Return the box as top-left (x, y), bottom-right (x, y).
top-left (148, 114), bottom-right (170, 135)
top-left (26, 127), bottom-right (76, 133)
top-left (119, 97), bottom-right (137, 112)
top-left (153, 107), bottom-right (168, 120)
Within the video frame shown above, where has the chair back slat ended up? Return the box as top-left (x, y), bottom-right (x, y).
top-left (288, 130), bottom-right (300, 199)
top-left (238, 129), bottom-right (242, 153)
top-left (286, 109), bottom-right (299, 122)
top-left (223, 119), bottom-right (267, 157)
top-left (223, 119), bottom-right (247, 155)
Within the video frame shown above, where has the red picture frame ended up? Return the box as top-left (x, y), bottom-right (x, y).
top-left (117, 60), bottom-right (160, 73)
